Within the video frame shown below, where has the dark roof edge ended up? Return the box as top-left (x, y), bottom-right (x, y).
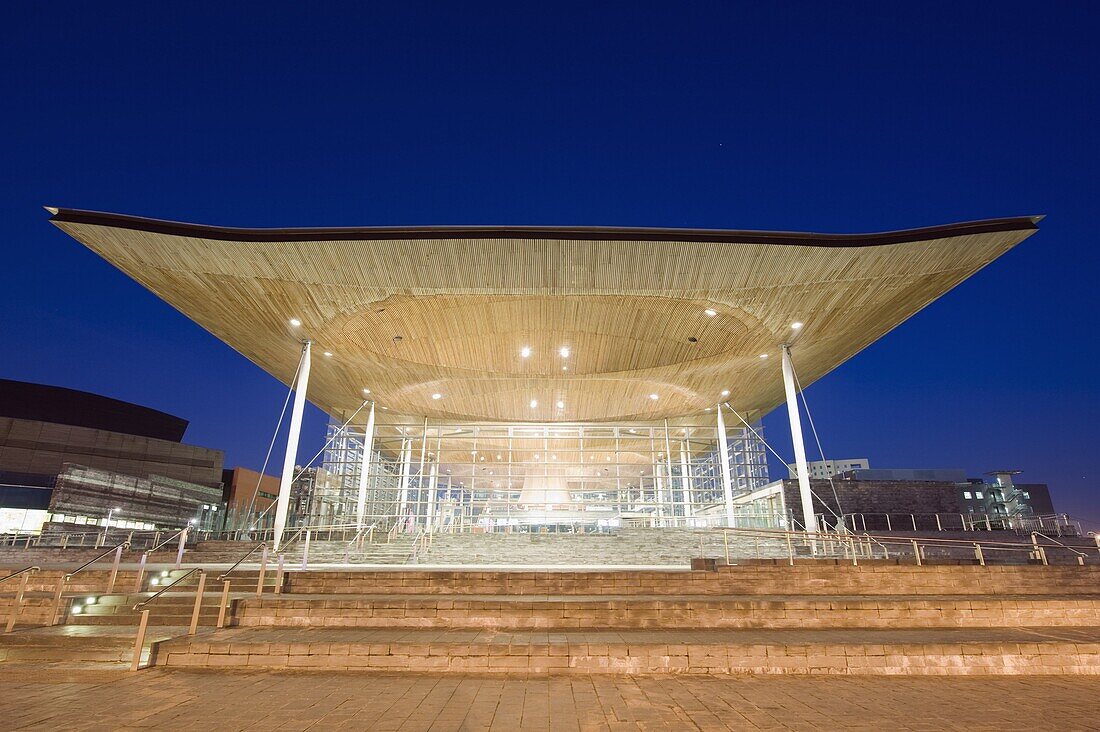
top-left (45, 207), bottom-right (1043, 246)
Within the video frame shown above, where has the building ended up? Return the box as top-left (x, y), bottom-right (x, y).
top-left (48, 209), bottom-right (1041, 546)
top-left (725, 467), bottom-right (1059, 532)
top-left (222, 466), bottom-right (280, 530)
top-left (0, 378), bottom-right (224, 534)
top-left (787, 458), bottom-right (870, 480)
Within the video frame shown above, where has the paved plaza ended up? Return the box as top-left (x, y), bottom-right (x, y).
top-left (2, 670), bottom-right (1099, 731)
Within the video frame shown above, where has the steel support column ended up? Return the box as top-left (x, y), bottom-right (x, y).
top-left (355, 402), bottom-right (376, 530)
top-left (274, 340), bottom-right (311, 552)
top-left (781, 344), bottom-right (818, 533)
top-left (716, 405), bottom-right (736, 527)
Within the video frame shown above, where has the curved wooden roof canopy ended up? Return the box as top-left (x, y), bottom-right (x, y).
top-left (48, 208), bottom-right (1040, 426)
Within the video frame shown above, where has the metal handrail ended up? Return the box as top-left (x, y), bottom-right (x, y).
top-left (0, 566), bottom-right (40, 585)
top-left (1032, 532), bottom-right (1089, 558)
top-left (217, 543), bottom-right (267, 581)
top-left (63, 541), bottom-right (131, 580)
top-left (717, 524), bottom-right (1088, 559)
top-left (133, 567), bottom-right (202, 611)
top-left (147, 528), bottom-right (186, 554)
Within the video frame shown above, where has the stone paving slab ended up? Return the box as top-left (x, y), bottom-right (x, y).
top-left (2, 669), bottom-right (1100, 730)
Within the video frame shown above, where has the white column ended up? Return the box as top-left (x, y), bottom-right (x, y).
top-left (679, 440), bottom-right (694, 519)
top-left (355, 402), bottom-right (376, 529)
top-left (716, 405), bottom-right (736, 527)
top-left (397, 437), bottom-right (411, 523)
top-left (274, 341), bottom-right (311, 552)
top-left (782, 345), bottom-right (818, 533)
top-left (426, 461), bottom-right (438, 533)
top-left (663, 419), bottom-right (676, 524)
top-left (415, 418), bottom-right (428, 529)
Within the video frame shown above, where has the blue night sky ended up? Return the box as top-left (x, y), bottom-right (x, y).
top-left (2, 3), bottom-right (1097, 524)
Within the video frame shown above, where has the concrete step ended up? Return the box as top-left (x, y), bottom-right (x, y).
top-left (0, 625), bottom-right (186, 670)
top-left (231, 593), bottom-right (1100, 630)
top-left (154, 626), bottom-right (1100, 675)
top-left (284, 565), bottom-right (1100, 596)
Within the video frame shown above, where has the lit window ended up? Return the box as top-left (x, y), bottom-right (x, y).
top-left (975, 491), bottom-right (984, 499)
top-left (963, 491), bottom-right (972, 500)
top-left (1023, 492), bottom-right (1030, 499)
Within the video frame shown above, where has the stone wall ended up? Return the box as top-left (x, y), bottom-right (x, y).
top-left (782, 478), bottom-right (962, 528)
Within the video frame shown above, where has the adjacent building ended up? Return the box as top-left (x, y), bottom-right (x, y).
top-left (0, 378), bottom-right (224, 534)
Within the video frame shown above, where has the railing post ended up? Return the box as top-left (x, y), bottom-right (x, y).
top-left (275, 555), bottom-right (285, 595)
top-left (175, 527), bottom-right (188, 569)
top-left (911, 514), bottom-right (917, 531)
top-left (61, 534), bottom-right (69, 550)
top-left (256, 547), bottom-right (269, 596)
top-left (985, 515), bottom-right (992, 531)
top-left (974, 544), bottom-right (986, 566)
top-left (885, 514), bottom-right (892, 532)
top-left (131, 609), bottom-right (150, 671)
top-left (217, 579), bottom-right (231, 628)
top-left (912, 540), bottom-right (922, 566)
top-left (107, 543), bottom-right (124, 594)
top-left (189, 570), bottom-right (207, 635)
top-left (935, 514), bottom-right (943, 532)
top-left (849, 537), bottom-right (858, 566)
top-left (723, 531), bottom-right (729, 565)
top-left (300, 530), bottom-right (311, 570)
top-left (5, 570), bottom-right (33, 632)
top-left (786, 533), bottom-right (794, 566)
top-left (50, 575), bottom-right (66, 625)
top-left (1038, 546), bottom-right (1049, 566)
top-left (136, 552), bottom-right (152, 592)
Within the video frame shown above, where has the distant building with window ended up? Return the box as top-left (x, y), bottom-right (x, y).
top-left (787, 458), bottom-right (870, 480)
top-left (0, 379), bottom-right (224, 534)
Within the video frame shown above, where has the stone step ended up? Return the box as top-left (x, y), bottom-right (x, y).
top-left (0, 625), bottom-right (184, 670)
top-left (284, 565), bottom-right (1100, 596)
top-left (154, 626), bottom-right (1100, 675)
top-left (231, 593), bottom-right (1100, 630)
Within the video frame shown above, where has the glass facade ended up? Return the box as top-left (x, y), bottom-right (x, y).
top-left (282, 415), bottom-right (770, 531)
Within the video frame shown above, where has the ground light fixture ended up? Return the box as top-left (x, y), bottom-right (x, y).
top-left (529, 399), bottom-right (538, 408)
top-left (520, 346), bottom-right (531, 358)
top-left (556, 400), bottom-right (565, 408)
top-left (721, 390), bottom-right (730, 396)
top-left (759, 353), bottom-right (769, 359)
top-left (649, 394), bottom-right (659, 400)
top-left (704, 309), bottom-right (717, 316)
top-left (323, 351), bottom-right (333, 357)
top-left (431, 393), bottom-right (442, 400)
top-left (559, 347), bottom-right (570, 357)
top-left (791, 321), bottom-right (804, 330)
top-left (289, 318), bottom-right (301, 327)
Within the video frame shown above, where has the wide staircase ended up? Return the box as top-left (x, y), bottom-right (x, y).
top-left (147, 563), bottom-right (1100, 675)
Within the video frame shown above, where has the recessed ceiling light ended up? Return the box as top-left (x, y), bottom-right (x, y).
top-left (705, 407), bottom-right (712, 411)
top-left (721, 389), bottom-right (730, 396)
top-left (559, 347), bottom-right (570, 358)
top-left (323, 351), bottom-right (333, 357)
top-left (791, 321), bottom-right (804, 330)
top-left (629, 428), bottom-right (637, 434)
top-left (520, 346), bottom-right (532, 358)
top-left (381, 406), bottom-right (389, 410)
top-left (496, 454), bottom-right (502, 459)
top-left (704, 309), bottom-right (717, 317)
top-left (562, 366), bottom-right (568, 371)
top-left (649, 394), bottom-right (659, 400)
top-left (529, 399), bottom-right (538, 408)
top-left (289, 318), bottom-right (301, 327)
top-left (431, 393), bottom-right (442, 400)
top-left (556, 400), bottom-right (564, 409)
top-left (759, 353), bottom-right (769, 359)
top-left (362, 388), bottom-right (370, 394)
